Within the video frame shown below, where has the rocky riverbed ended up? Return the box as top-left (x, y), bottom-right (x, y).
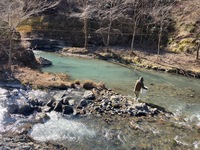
top-left (0, 81), bottom-right (170, 149)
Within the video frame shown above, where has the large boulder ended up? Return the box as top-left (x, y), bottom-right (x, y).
top-left (7, 104), bottom-right (18, 114)
top-left (37, 57), bottom-right (52, 67)
top-left (7, 103), bottom-right (35, 116)
top-left (18, 104), bottom-right (35, 116)
top-left (14, 49), bottom-right (40, 69)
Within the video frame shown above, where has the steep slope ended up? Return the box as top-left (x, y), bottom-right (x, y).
top-left (168, 0), bottom-right (200, 54)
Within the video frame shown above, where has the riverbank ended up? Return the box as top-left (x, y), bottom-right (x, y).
top-left (61, 46), bottom-right (200, 78)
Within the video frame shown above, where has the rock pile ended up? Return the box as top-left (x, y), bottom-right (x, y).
top-left (5, 85), bottom-right (159, 120)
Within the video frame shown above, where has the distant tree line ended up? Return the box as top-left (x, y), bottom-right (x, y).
top-left (60, 0), bottom-right (176, 53)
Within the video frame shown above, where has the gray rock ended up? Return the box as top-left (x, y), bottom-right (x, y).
top-left (7, 104), bottom-right (18, 114)
top-left (63, 105), bottom-right (74, 114)
top-left (110, 95), bottom-right (120, 101)
top-left (83, 91), bottom-right (95, 100)
top-left (68, 99), bottom-right (75, 105)
top-left (53, 101), bottom-right (63, 112)
top-left (136, 110), bottom-right (147, 117)
top-left (61, 98), bottom-right (69, 105)
top-left (43, 106), bottom-right (53, 112)
top-left (112, 102), bottom-right (121, 109)
top-left (35, 113), bottom-right (50, 123)
top-left (18, 104), bottom-right (34, 115)
top-left (79, 99), bottom-right (87, 107)
top-left (29, 99), bottom-right (38, 106)
top-left (46, 99), bottom-right (55, 107)
top-left (37, 57), bottom-right (52, 66)
top-left (133, 103), bottom-right (149, 112)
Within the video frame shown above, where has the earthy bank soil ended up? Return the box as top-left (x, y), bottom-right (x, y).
top-left (132, 49), bottom-right (200, 74)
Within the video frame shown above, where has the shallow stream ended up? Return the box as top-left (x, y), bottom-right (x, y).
top-left (35, 51), bottom-right (200, 117)
top-left (3, 51), bottom-right (200, 149)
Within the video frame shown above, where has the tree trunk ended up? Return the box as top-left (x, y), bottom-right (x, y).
top-left (84, 17), bottom-right (88, 49)
top-left (8, 10), bottom-right (12, 71)
top-left (157, 25), bottom-right (163, 55)
top-left (83, 0), bottom-right (88, 49)
top-left (197, 43), bottom-right (200, 59)
top-left (131, 23), bottom-right (137, 52)
top-left (131, 17), bottom-right (139, 52)
top-left (8, 30), bottom-right (12, 71)
top-left (139, 24), bottom-right (144, 45)
top-left (106, 20), bottom-right (112, 51)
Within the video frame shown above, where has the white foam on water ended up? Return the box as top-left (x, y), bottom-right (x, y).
top-left (33, 50), bottom-right (45, 55)
top-left (174, 136), bottom-right (189, 146)
top-left (184, 114), bottom-right (200, 126)
top-left (193, 141), bottom-right (200, 149)
top-left (30, 112), bottom-right (96, 142)
top-left (27, 90), bottom-right (49, 100)
top-left (0, 88), bottom-right (8, 132)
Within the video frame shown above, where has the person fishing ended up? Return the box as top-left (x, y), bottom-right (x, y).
top-left (133, 77), bottom-right (148, 100)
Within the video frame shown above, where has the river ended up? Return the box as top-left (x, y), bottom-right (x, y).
top-left (31, 51), bottom-right (200, 149)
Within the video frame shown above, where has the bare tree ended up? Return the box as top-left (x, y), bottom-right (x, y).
top-left (124, 0), bottom-right (149, 52)
top-left (71, 0), bottom-right (91, 49)
top-left (94, 0), bottom-right (124, 51)
top-left (0, 0), bottom-right (60, 71)
top-left (151, 1), bottom-right (174, 55)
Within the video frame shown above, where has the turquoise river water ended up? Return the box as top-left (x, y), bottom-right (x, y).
top-left (31, 51), bottom-right (200, 149)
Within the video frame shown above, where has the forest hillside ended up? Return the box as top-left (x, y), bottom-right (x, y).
top-left (0, 0), bottom-right (199, 76)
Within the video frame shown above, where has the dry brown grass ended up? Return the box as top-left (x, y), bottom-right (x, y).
top-left (12, 67), bottom-right (107, 90)
top-left (13, 67), bottom-right (72, 89)
top-left (81, 80), bottom-right (106, 90)
top-left (110, 47), bottom-right (200, 73)
top-left (82, 80), bottom-right (97, 90)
